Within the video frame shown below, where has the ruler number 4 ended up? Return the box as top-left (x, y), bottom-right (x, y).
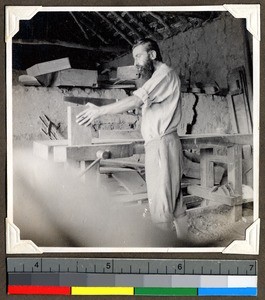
top-left (34, 262), bottom-right (39, 268)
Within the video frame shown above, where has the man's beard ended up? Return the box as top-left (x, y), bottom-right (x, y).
top-left (136, 59), bottom-right (155, 88)
top-left (137, 59), bottom-right (155, 80)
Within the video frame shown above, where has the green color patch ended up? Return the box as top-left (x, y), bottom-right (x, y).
top-left (135, 287), bottom-right (198, 296)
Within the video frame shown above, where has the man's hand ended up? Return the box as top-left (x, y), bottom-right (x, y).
top-left (76, 103), bottom-right (101, 127)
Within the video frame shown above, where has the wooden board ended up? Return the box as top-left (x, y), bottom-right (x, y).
top-left (53, 69), bottom-right (98, 87)
top-left (18, 75), bottom-right (41, 86)
top-left (117, 65), bottom-right (139, 80)
top-left (99, 167), bottom-right (136, 174)
top-left (227, 145), bottom-right (243, 195)
top-left (187, 185), bottom-right (242, 206)
top-left (112, 171), bottom-right (147, 195)
top-left (93, 134), bottom-right (252, 149)
top-left (68, 106), bottom-right (93, 146)
top-left (66, 143), bottom-right (134, 161)
top-left (100, 159), bottom-right (145, 169)
top-left (200, 148), bottom-right (214, 187)
top-left (92, 138), bottom-right (144, 144)
top-left (227, 94), bottom-right (239, 134)
top-left (33, 139), bottom-right (68, 160)
top-left (98, 83), bottom-right (136, 89)
top-left (232, 94), bottom-right (252, 133)
top-left (26, 57), bottom-right (71, 77)
top-left (180, 134), bottom-right (253, 149)
top-left (99, 129), bottom-right (142, 139)
top-left (64, 96), bottom-right (116, 106)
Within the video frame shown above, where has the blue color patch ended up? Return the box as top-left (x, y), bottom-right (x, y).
top-left (198, 288), bottom-right (257, 296)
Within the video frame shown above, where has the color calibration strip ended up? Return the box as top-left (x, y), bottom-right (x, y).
top-left (7, 258), bottom-right (258, 296)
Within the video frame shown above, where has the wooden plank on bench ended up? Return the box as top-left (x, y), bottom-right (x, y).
top-left (66, 143), bottom-right (134, 161)
top-left (92, 138), bottom-right (144, 144)
top-left (112, 171), bottom-right (147, 195)
top-left (68, 106), bottom-right (93, 146)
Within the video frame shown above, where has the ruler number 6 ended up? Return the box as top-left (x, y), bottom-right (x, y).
top-left (178, 264), bottom-right (183, 270)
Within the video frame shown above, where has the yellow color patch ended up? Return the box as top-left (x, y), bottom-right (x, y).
top-left (71, 287), bottom-right (134, 295)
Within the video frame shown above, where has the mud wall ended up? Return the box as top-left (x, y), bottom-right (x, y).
top-left (12, 84), bottom-right (232, 145)
top-left (104, 13), bottom-right (248, 89)
top-left (12, 85), bottom-right (139, 146)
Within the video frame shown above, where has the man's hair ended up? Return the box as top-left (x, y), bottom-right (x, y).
top-left (132, 38), bottom-right (163, 62)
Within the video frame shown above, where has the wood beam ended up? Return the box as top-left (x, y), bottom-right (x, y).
top-left (12, 39), bottom-right (125, 53)
top-left (79, 12), bottom-right (109, 45)
top-left (187, 185), bottom-right (242, 206)
top-left (69, 12), bottom-right (90, 42)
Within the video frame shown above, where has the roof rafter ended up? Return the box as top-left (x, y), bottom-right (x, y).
top-left (110, 12), bottom-right (142, 40)
top-left (123, 12), bottom-right (162, 40)
top-left (69, 12), bottom-right (90, 42)
top-left (95, 12), bottom-right (133, 46)
top-left (79, 12), bottom-right (109, 45)
top-left (148, 12), bottom-right (172, 34)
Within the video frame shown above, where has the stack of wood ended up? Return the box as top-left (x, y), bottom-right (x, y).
top-left (19, 58), bottom-right (138, 89)
top-left (19, 57), bottom-right (98, 88)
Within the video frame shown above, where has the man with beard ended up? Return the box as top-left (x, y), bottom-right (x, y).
top-left (76, 38), bottom-right (185, 236)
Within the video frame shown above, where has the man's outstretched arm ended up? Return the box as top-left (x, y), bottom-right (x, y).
top-left (76, 95), bottom-right (143, 127)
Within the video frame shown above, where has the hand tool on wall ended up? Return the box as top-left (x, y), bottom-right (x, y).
top-left (39, 114), bottom-right (63, 140)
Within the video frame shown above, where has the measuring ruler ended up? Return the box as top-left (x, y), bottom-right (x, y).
top-left (7, 258), bottom-right (257, 296)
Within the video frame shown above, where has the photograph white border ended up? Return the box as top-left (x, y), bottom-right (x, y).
top-left (6, 5), bottom-right (260, 254)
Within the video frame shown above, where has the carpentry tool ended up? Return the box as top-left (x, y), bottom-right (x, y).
top-left (39, 114), bottom-right (63, 140)
top-left (7, 258), bottom-right (257, 296)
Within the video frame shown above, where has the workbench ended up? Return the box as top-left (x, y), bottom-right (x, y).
top-left (33, 133), bottom-right (253, 221)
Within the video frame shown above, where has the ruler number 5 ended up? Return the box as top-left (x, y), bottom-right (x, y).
top-left (106, 263), bottom-right (111, 270)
